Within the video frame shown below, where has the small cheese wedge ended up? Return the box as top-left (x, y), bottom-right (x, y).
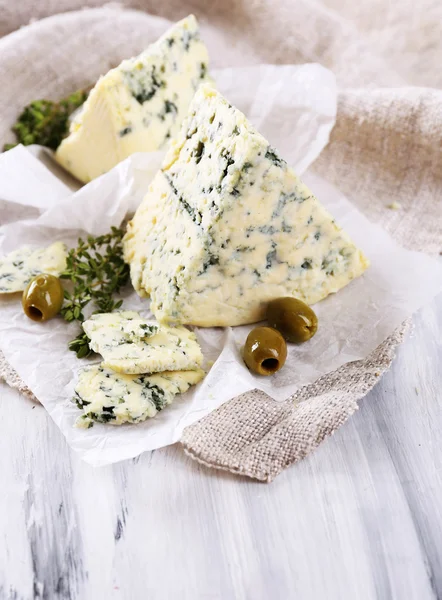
top-left (124, 85), bottom-right (370, 326)
top-left (0, 242), bottom-right (67, 294)
top-left (82, 311), bottom-right (203, 374)
top-left (55, 15), bottom-right (211, 183)
top-left (74, 365), bottom-right (205, 427)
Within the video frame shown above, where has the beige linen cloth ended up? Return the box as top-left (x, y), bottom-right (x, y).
top-left (0, 1), bottom-right (440, 481)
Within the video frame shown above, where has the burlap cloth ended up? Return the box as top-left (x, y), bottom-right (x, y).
top-left (0, 1), bottom-right (440, 481)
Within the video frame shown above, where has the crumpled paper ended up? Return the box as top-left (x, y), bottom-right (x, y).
top-left (1, 64), bottom-right (441, 467)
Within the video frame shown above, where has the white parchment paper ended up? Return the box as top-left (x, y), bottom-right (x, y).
top-left (1, 64), bottom-right (441, 466)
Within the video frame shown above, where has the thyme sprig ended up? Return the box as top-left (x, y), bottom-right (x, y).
top-left (60, 227), bottom-right (130, 358)
top-left (3, 89), bottom-right (88, 152)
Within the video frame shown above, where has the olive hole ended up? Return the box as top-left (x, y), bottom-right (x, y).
top-left (28, 306), bottom-right (43, 321)
top-left (261, 358), bottom-right (279, 373)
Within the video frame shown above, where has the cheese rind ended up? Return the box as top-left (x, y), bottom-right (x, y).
top-left (82, 311), bottom-right (203, 374)
top-left (0, 242), bottom-right (67, 294)
top-left (74, 364), bottom-right (204, 426)
top-left (55, 15), bottom-right (210, 183)
top-left (124, 85), bottom-right (369, 327)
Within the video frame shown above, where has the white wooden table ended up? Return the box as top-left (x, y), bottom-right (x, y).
top-left (0, 295), bottom-right (440, 600)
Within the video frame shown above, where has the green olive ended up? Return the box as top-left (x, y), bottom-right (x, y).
top-left (22, 274), bottom-right (64, 322)
top-left (243, 326), bottom-right (287, 376)
top-left (267, 297), bottom-right (318, 343)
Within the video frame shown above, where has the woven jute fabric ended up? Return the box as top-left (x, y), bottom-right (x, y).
top-left (0, 1), bottom-right (440, 481)
top-left (0, 353), bottom-right (36, 402)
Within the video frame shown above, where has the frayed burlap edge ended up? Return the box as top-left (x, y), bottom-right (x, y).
top-left (0, 350), bottom-right (38, 402)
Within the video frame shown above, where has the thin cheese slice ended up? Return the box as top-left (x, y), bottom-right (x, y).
top-left (83, 311), bottom-right (159, 346)
top-left (0, 242), bottom-right (67, 294)
top-left (74, 364), bottom-right (205, 427)
top-left (124, 84), bottom-right (370, 327)
top-left (82, 311), bottom-right (203, 374)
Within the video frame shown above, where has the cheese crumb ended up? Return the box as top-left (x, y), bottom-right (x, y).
top-left (387, 201), bottom-right (402, 210)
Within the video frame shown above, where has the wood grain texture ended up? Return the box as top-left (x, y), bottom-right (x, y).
top-left (0, 294), bottom-right (440, 600)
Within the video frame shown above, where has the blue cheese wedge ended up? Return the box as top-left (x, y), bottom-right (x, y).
top-left (123, 84), bottom-right (370, 327)
top-left (0, 242), bottom-right (67, 294)
top-left (74, 364), bottom-right (205, 427)
top-left (82, 311), bottom-right (203, 374)
top-left (55, 15), bottom-right (211, 183)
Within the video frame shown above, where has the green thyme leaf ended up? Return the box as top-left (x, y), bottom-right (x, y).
top-left (69, 332), bottom-right (93, 359)
top-left (61, 227), bottom-right (130, 357)
top-left (3, 88), bottom-right (89, 152)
